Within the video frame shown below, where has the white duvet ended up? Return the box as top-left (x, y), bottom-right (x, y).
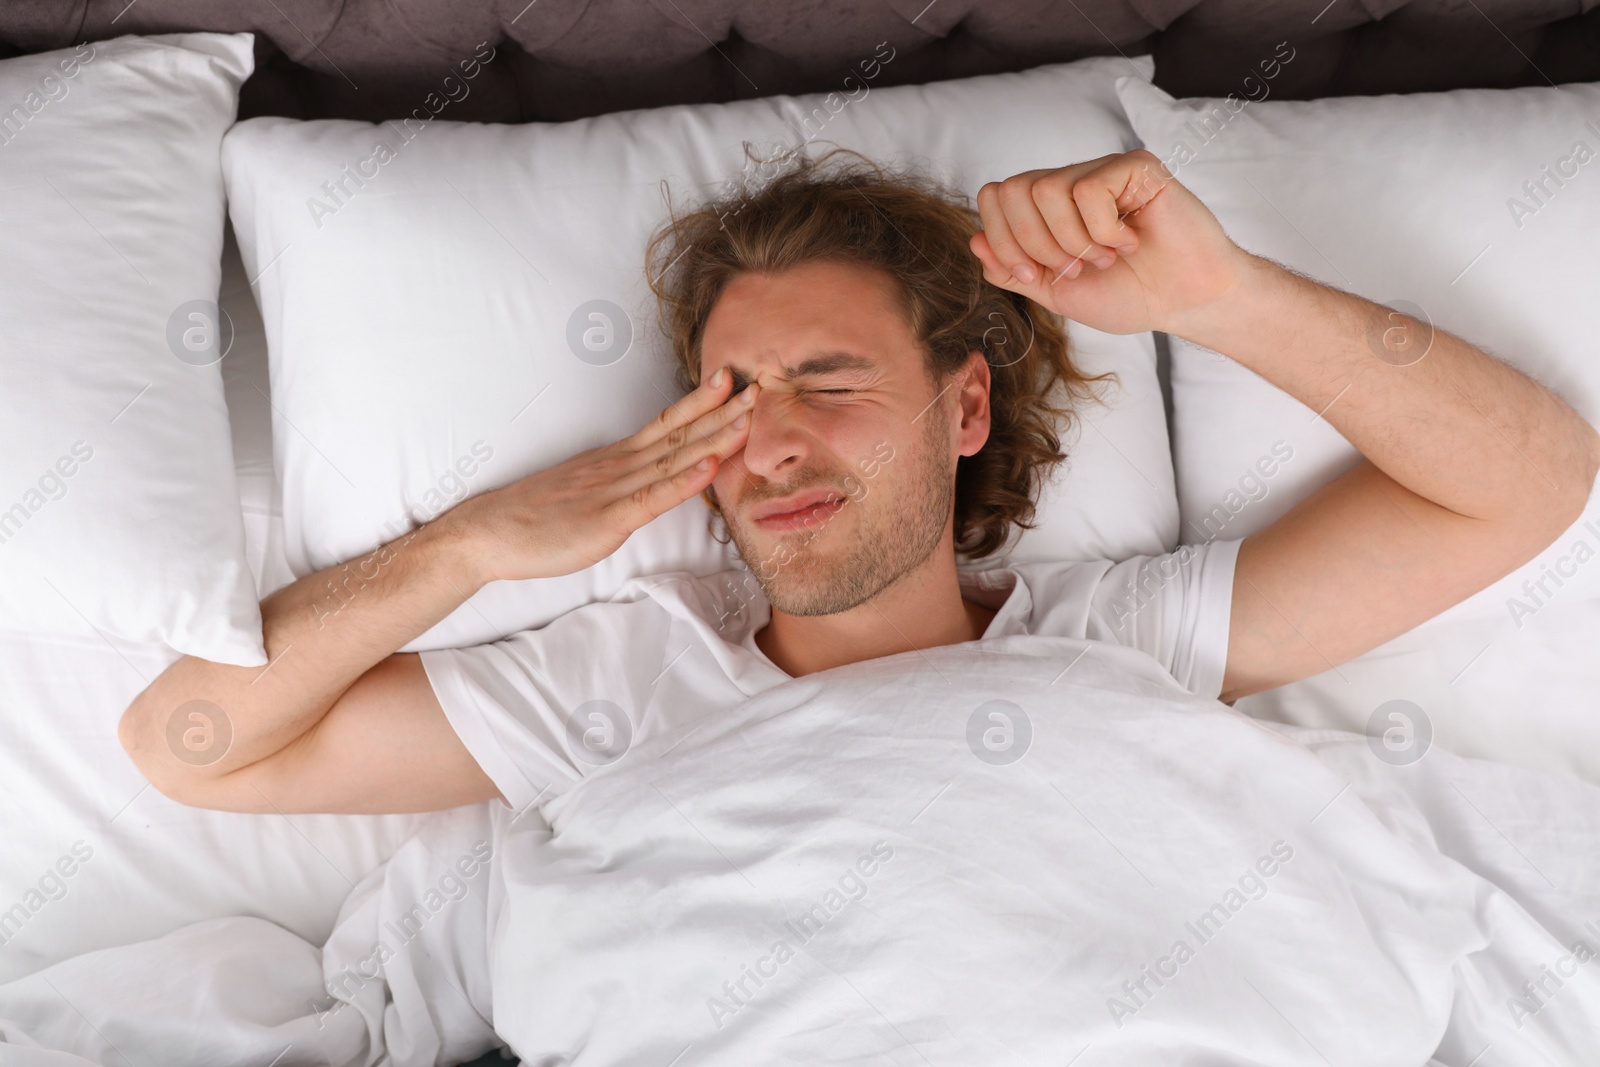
top-left (2, 634), bottom-right (1596, 1065)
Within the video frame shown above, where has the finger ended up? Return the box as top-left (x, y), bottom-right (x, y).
top-left (971, 228), bottom-right (1053, 308)
top-left (616, 449), bottom-right (723, 527)
top-left (635, 378), bottom-right (757, 471)
top-left (995, 174), bottom-right (1083, 280)
top-left (627, 393), bottom-right (754, 495)
top-left (969, 231), bottom-right (1014, 288)
top-left (631, 365), bottom-right (735, 449)
top-left (1029, 171), bottom-right (1119, 278)
top-left (1076, 150), bottom-right (1173, 252)
top-left (975, 179), bottom-right (1045, 286)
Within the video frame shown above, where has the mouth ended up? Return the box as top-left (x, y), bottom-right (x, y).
top-left (749, 488), bottom-right (848, 532)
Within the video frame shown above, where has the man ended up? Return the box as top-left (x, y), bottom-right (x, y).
top-left (118, 148), bottom-right (1599, 817)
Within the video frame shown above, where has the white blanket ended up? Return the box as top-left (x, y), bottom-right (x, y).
top-left (2, 634), bottom-right (1596, 1065)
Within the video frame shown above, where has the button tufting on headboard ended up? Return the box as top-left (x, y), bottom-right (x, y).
top-left (1, 0), bottom-right (1595, 120)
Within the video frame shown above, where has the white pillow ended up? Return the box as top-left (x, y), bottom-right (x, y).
top-left (1117, 75), bottom-right (1600, 782)
top-left (222, 55), bottom-right (1177, 651)
top-left (0, 32), bottom-right (265, 666)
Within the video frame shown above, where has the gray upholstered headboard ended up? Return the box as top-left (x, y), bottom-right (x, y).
top-left (2, 0), bottom-right (1596, 123)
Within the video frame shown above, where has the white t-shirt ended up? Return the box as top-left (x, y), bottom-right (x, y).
top-left (419, 539), bottom-right (1243, 813)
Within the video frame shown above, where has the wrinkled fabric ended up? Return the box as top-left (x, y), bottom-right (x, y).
top-left (3, 637), bottom-right (1596, 1065)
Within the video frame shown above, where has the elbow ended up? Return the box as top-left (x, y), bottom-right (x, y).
top-left (1521, 423), bottom-right (1598, 543)
top-left (120, 690), bottom-right (268, 812)
top-left (119, 693), bottom-right (202, 806)
top-left (117, 694), bottom-right (152, 774)
top-left (1547, 430), bottom-right (1599, 540)
top-left (1578, 423), bottom-right (1600, 513)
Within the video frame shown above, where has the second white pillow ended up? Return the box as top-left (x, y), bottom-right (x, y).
top-left (223, 54), bottom-right (1176, 650)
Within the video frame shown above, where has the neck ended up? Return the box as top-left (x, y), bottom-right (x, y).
top-left (754, 534), bottom-right (996, 677)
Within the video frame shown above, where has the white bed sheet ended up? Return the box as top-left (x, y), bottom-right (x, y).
top-left (0, 627), bottom-right (430, 988)
top-left (0, 641), bottom-right (1595, 1066)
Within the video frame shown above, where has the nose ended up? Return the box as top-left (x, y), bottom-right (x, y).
top-left (737, 386), bottom-right (809, 482)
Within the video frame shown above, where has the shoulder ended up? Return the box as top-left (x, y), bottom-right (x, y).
top-left (1024, 541), bottom-right (1241, 701)
top-left (999, 541), bottom-right (1238, 643)
top-left (998, 557), bottom-right (1119, 639)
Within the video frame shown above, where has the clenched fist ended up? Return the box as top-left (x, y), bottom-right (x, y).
top-left (970, 150), bottom-right (1251, 338)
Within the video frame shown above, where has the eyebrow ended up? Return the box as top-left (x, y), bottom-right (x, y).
top-left (725, 351), bottom-right (877, 391)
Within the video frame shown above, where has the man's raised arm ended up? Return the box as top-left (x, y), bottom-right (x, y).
top-left (968, 149), bottom-right (1600, 703)
top-left (1175, 254), bottom-right (1599, 702)
top-left (118, 369), bottom-right (757, 814)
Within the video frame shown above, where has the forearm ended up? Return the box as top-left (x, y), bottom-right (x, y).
top-left (120, 511), bottom-right (485, 784)
top-left (1172, 253), bottom-right (1600, 525)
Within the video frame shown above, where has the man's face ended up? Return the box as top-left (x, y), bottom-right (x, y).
top-left (699, 259), bottom-right (989, 616)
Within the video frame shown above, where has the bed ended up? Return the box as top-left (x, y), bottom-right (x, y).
top-left (1, 4), bottom-right (1598, 1065)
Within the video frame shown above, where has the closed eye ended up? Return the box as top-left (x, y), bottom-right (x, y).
top-left (808, 388), bottom-right (856, 396)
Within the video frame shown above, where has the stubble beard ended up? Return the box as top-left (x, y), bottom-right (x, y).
top-left (723, 414), bottom-right (954, 617)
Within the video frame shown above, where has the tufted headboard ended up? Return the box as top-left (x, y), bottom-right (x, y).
top-left (1, 1), bottom-right (1597, 123)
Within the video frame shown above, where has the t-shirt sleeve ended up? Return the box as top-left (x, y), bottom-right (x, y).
top-left (1017, 537), bottom-right (1243, 701)
top-left (1084, 538), bottom-right (1243, 702)
top-left (417, 594), bottom-right (673, 814)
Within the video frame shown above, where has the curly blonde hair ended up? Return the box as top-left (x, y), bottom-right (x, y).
top-left (644, 146), bottom-right (1117, 561)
